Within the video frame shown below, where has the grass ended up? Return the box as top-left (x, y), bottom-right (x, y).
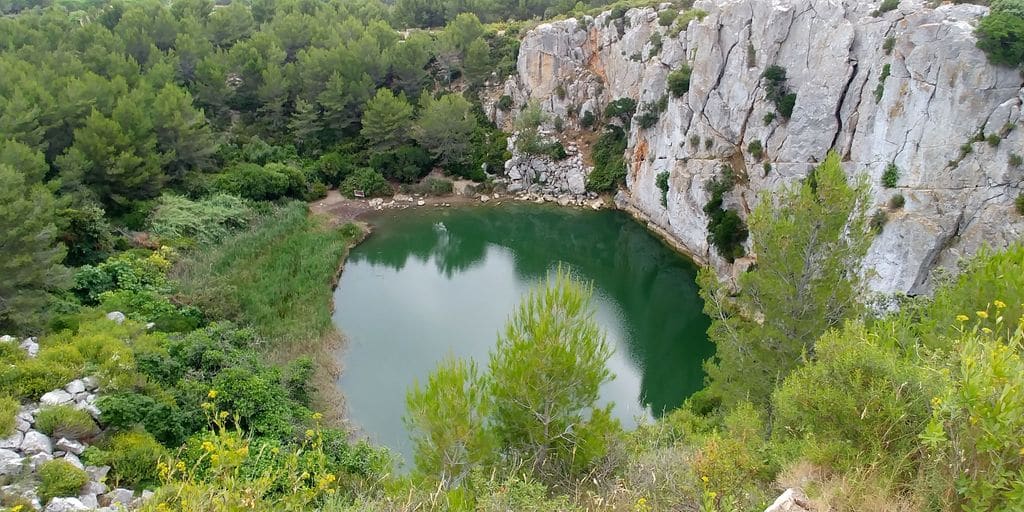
top-left (174, 202), bottom-right (362, 345)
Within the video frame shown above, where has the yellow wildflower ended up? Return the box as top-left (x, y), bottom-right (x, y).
top-left (701, 475), bottom-right (709, 484)
top-left (994, 300), bottom-right (1007, 309)
top-left (176, 461), bottom-right (186, 472)
top-left (207, 389), bottom-right (218, 399)
top-left (218, 411), bottom-right (229, 420)
top-left (305, 429), bottom-right (315, 439)
top-left (237, 446), bottom-right (249, 456)
top-left (977, 310), bottom-right (989, 319)
top-left (202, 441), bottom-right (215, 452)
top-left (982, 327), bottom-right (993, 334)
top-left (201, 402), bottom-right (213, 410)
top-left (956, 314), bottom-right (969, 322)
top-left (312, 412), bottom-right (323, 421)
top-left (210, 454), bottom-right (220, 464)
top-left (13, 505), bottom-right (24, 512)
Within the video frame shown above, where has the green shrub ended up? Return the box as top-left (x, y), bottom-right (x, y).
top-left (747, 140), bottom-right (764, 160)
top-left (370, 145), bottom-right (433, 183)
top-left (870, 209), bottom-right (889, 232)
top-left (658, 9), bottom-right (678, 26)
top-left (873, 63), bottom-right (891, 103)
top-left (877, 0), bottom-right (899, 14)
top-left (648, 32), bottom-right (663, 56)
top-left (38, 459), bottom-right (88, 502)
top-left (762, 162), bottom-right (772, 176)
top-left (58, 204), bottom-right (116, 267)
top-left (763, 112), bottom-right (776, 125)
top-left (883, 36), bottom-right (896, 54)
top-left (580, 110), bottom-right (597, 129)
top-left (1016, 193), bottom-right (1024, 215)
top-left (656, 171), bottom-right (670, 207)
top-left (777, 93), bottom-right (797, 119)
top-left (881, 163), bottom-right (900, 188)
top-left (703, 166), bottom-right (748, 262)
top-left (762, 65), bottom-right (797, 119)
top-left (424, 177), bottom-right (454, 196)
top-left (667, 64), bottom-right (692, 97)
top-left (986, 133), bottom-right (1001, 147)
top-left (2, 356), bottom-right (78, 401)
top-left (214, 162), bottom-right (308, 201)
top-left (315, 152), bottom-right (358, 187)
top-left (888, 193), bottom-right (905, 209)
top-left (0, 395), bottom-right (16, 437)
top-left (689, 134), bottom-right (700, 147)
top-left (554, 82), bottom-right (567, 100)
top-left (586, 126), bottom-right (628, 193)
top-left (497, 95), bottom-right (513, 111)
top-left (1011, 153), bottom-right (1024, 167)
top-left (976, 12), bottom-right (1024, 67)
top-left (553, 116), bottom-right (564, 133)
top-left (603, 98), bottom-right (637, 127)
top-left (339, 167), bottom-right (392, 198)
top-left (148, 194), bottom-right (254, 246)
top-left (97, 430), bottom-right (169, 488)
top-left (35, 405), bottom-right (98, 440)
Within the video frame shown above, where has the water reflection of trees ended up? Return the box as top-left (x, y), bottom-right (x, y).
top-left (351, 205), bottom-right (713, 416)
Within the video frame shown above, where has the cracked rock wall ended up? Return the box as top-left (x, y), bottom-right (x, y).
top-left (487, 0), bottom-right (1024, 295)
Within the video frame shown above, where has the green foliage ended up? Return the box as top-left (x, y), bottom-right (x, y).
top-left (0, 163), bottom-right (70, 332)
top-left (1017, 193), bottom-right (1024, 214)
top-left (73, 250), bottom-right (171, 304)
top-left (877, 0), bottom-right (899, 14)
top-left (874, 63), bottom-right (891, 102)
top-left (976, 12), bottom-right (1024, 67)
top-left (35, 405), bottom-right (99, 440)
top-left (148, 194), bottom-right (254, 247)
top-left (762, 65), bottom-right (797, 120)
top-left (38, 459), bottom-right (89, 502)
top-left (414, 94), bottom-right (478, 171)
top-left (360, 89), bottom-right (414, 152)
top-left (92, 430), bottom-right (169, 488)
top-left (763, 112), bottom-right (776, 125)
top-left (603, 97), bottom-right (638, 127)
top-left (369, 145), bottom-right (433, 183)
top-left (487, 271), bottom-right (620, 481)
top-left (667, 64), bottom-right (693, 97)
top-left (0, 395), bottom-right (16, 438)
top-left (703, 166), bottom-right (747, 262)
top-left (659, 9), bottom-right (678, 26)
top-left (882, 162), bottom-right (900, 188)
top-left (497, 95), bottom-right (514, 112)
top-left (586, 126), bottom-right (628, 192)
top-left (174, 204), bottom-right (360, 344)
top-left (747, 140), bottom-right (764, 160)
top-left (58, 204), bottom-right (116, 268)
top-left (636, 96), bottom-right (668, 130)
top-left (1011, 153), bottom-right (1024, 167)
top-left (701, 152), bottom-right (871, 406)
top-left (656, 171), bottom-right (670, 207)
top-left (339, 167), bottom-right (392, 198)
top-left (580, 109), bottom-right (597, 129)
top-left (214, 163), bottom-right (310, 202)
top-left (889, 193), bottom-right (906, 209)
top-left (883, 36), bottom-right (896, 55)
top-left (316, 152), bottom-right (359, 188)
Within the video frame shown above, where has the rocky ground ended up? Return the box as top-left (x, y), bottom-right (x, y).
top-left (1, 313), bottom-right (150, 512)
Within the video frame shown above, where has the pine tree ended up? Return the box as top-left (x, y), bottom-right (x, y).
top-left (700, 151), bottom-right (871, 407)
top-left (289, 98), bottom-right (321, 152)
top-left (413, 93), bottom-right (477, 169)
top-left (360, 88), bottom-right (413, 151)
top-left (152, 84), bottom-right (219, 182)
top-left (463, 38), bottom-right (492, 85)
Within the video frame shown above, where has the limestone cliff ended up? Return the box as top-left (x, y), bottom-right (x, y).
top-left (488, 0), bottom-right (1024, 295)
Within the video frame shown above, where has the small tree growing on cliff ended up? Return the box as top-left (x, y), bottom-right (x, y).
top-left (700, 151), bottom-right (871, 407)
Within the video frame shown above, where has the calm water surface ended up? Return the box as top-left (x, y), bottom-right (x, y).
top-left (332, 204), bottom-right (711, 465)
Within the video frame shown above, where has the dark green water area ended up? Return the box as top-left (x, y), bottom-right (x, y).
top-left (332, 204), bottom-right (712, 464)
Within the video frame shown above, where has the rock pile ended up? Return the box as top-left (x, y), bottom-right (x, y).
top-left (0, 322), bottom-right (151, 511)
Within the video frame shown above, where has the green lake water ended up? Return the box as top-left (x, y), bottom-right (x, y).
top-left (332, 204), bottom-right (712, 466)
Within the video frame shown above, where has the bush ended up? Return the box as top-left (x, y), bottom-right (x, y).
top-left (315, 152), bottom-right (358, 187)
top-left (877, 0), bottom-right (899, 14)
top-left (1016, 193), bottom-right (1024, 215)
top-left (580, 110), bottom-right (596, 129)
top-left (2, 356), bottom-right (78, 401)
top-left (762, 65), bottom-right (797, 119)
top-left (777, 93), bottom-right (797, 119)
top-left (703, 166), bottom-right (748, 262)
top-left (148, 194), bottom-right (254, 246)
top-left (339, 167), bottom-right (392, 198)
top-left (603, 98), bottom-right (637, 127)
top-left (763, 162), bottom-right (772, 176)
top-left (214, 163), bottom-right (308, 201)
top-left (881, 163), bottom-right (900, 188)
top-left (656, 171), bottom-right (670, 207)
top-left (883, 36), bottom-right (896, 54)
top-left (497, 95), bottom-right (513, 112)
top-left (58, 204), bottom-right (116, 267)
top-left (370, 145), bottom-right (433, 183)
top-left (763, 112), bottom-right (776, 125)
top-left (747, 140), bottom-right (764, 160)
top-left (873, 63), bottom-right (891, 103)
top-left (586, 126), bottom-right (628, 193)
top-left (888, 193), bottom-right (905, 209)
top-left (424, 177), bottom-right (454, 196)
top-left (38, 459), bottom-right (88, 503)
top-left (870, 210), bottom-right (889, 232)
top-left (976, 12), bottom-right (1024, 67)
top-left (658, 9), bottom-right (678, 27)
top-left (1012, 153), bottom-right (1024, 167)
top-left (96, 430), bottom-right (169, 488)
top-left (667, 64), bottom-right (692, 97)
top-left (0, 395), bottom-right (16, 437)
top-left (554, 83), bottom-right (567, 100)
top-left (35, 405), bottom-right (98, 440)
top-left (986, 133), bottom-right (1001, 147)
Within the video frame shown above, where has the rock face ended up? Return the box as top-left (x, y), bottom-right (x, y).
top-left (488, 0), bottom-right (1024, 294)
top-left (765, 488), bottom-right (813, 512)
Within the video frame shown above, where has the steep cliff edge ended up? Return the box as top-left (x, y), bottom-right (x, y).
top-left (488, 0), bottom-right (1024, 295)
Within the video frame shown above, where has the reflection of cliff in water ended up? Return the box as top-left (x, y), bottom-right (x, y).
top-left (351, 204), bottom-right (711, 416)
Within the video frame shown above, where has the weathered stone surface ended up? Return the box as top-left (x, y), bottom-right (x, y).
top-left (105, 311), bottom-right (126, 324)
top-left (79, 492), bottom-right (99, 509)
top-left (21, 431), bottom-right (52, 455)
top-left (56, 438), bottom-right (86, 456)
top-left (102, 488), bottom-right (134, 506)
top-left (20, 337), bottom-right (39, 357)
top-left (45, 497), bottom-right (90, 512)
top-left (65, 379), bottom-right (86, 395)
top-left (40, 389), bottom-right (73, 406)
top-left (489, 0), bottom-right (1024, 295)
top-left (0, 448), bottom-right (22, 475)
top-left (86, 465), bottom-right (110, 482)
top-left (765, 488), bottom-right (813, 512)
top-left (0, 431), bottom-right (23, 450)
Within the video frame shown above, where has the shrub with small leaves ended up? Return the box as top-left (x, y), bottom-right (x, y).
top-left (1010, 153), bottom-right (1023, 167)
top-left (870, 210), bottom-right (889, 232)
top-left (883, 36), bottom-right (896, 54)
top-left (763, 112), bottom-right (776, 125)
top-left (656, 171), bottom-right (670, 207)
top-left (881, 163), bottom-right (900, 188)
top-left (35, 405), bottom-right (98, 440)
top-left (497, 95), bottom-right (513, 112)
top-left (658, 10), bottom-right (678, 27)
top-left (0, 395), bottom-right (16, 437)
top-left (555, 83), bottom-right (567, 100)
top-left (889, 193), bottom-right (906, 209)
top-left (689, 134), bottom-right (700, 147)
top-left (987, 133), bottom-right (1001, 147)
top-left (747, 140), bottom-right (764, 160)
top-left (667, 64), bottom-right (693, 97)
top-left (762, 162), bottom-right (772, 176)
top-left (1016, 193), bottom-right (1024, 215)
top-left (877, 0), bottom-right (899, 15)
top-left (580, 110), bottom-right (596, 129)
top-left (38, 459), bottom-right (88, 502)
